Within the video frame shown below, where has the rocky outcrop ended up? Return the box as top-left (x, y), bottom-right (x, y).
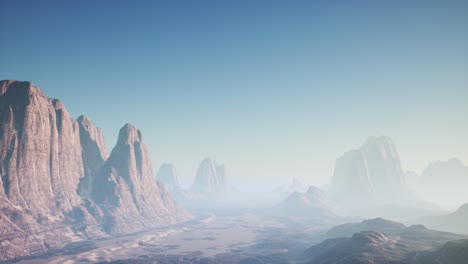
top-left (329, 136), bottom-right (413, 207)
top-left (92, 124), bottom-right (189, 233)
top-left (0, 80), bottom-right (189, 261)
top-left (191, 158), bottom-right (228, 195)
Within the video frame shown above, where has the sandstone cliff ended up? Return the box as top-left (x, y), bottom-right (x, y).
top-left (0, 80), bottom-right (189, 261)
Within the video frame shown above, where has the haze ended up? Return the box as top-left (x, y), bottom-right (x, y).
top-left (1, 1), bottom-right (467, 188)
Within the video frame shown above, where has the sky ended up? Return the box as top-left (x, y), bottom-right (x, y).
top-left (1, 0), bottom-right (467, 190)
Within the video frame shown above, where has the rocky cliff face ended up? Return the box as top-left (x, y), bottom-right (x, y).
top-left (0, 80), bottom-right (189, 261)
top-left (329, 136), bottom-right (413, 207)
top-left (191, 158), bottom-right (228, 195)
top-left (0, 80), bottom-right (104, 260)
top-left (77, 115), bottom-right (108, 197)
top-left (92, 124), bottom-right (189, 234)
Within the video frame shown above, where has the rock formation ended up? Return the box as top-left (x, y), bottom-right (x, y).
top-left (0, 80), bottom-right (189, 261)
top-left (92, 124), bottom-right (189, 233)
top-left (77, 115), bottom-right (108, 197)
top-left (191, 158), bottom-right (228, 195)
top-left (329, 136), bottom-right (413, 208)
top-left (156, 163), bottom-right (181, 192)
top-left (306, 219), bottom-right (467, 264)
top-left (0, 80), bottom-right (103, 260)
top-left (275, 186), bottom-right (337, 219)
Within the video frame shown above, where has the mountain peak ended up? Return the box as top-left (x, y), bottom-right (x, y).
top-left (0, 80), bottom-right (44, 99)
top-left (117, 123), bottom-right (143, 145)
top-left (191, 157), bottom-right (227, 194)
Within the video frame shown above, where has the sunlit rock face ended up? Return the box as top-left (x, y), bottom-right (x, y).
top-left (329, 136), bottom-right (413, 208)
top-left (191, 157), bottom-right (228, 195)
top-left (0, 80), bottom-right (190, 261)
top-left (0, 80), bottom-right (104, 260)
top-left (93, 124), bottom-right (190, 233)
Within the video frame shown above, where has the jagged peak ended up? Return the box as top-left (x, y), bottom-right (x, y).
top-left (77, 114), bottom-right (92, 124)
top-left (117, 123), bottom-right (143, 145)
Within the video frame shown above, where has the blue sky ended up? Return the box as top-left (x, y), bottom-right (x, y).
top-left (1, 0), bottom-right (467, 189)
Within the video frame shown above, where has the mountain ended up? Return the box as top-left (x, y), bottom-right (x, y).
top-left (156, 163), bottom-right (193, 205)
top-left (416, 203), bottom-right (468, 234)
top-left (0, 80), bottom-right (189, 261)
top-left (326, 218), bottom-right (406, 239)
top-left (329, 136), bottom-right (413, 209)
top-left (191, 157), bottom-right (228, 195)
top-left (405, 239), bottom-right (468, 264)
top-left (0, 80), bottom-right (104, 260)
top-left (275, 186), bottom-right (338, 220)
top-left (92, 124), bottom-right (189, 233)
top-left (304, 218), bottom-right (467, 264)
top-left (413, 158), bottom-right (468, 208)
top-left (156, 163), bottom-right (181, 191)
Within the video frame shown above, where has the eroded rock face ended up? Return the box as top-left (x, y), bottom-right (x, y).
top-left (0, 80), bottom-right (104, 260)
top-left (93, 124), bottom-right (189, 234)
top-left (329, 136), bottom-right (413, 207)
top-left (0, 80), bottom-right (83, 214)
top-left (0, 80), bottom-right (189, 261)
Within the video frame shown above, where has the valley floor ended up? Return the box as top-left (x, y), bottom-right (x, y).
top-left (10, 211), bottom-right (323, 264)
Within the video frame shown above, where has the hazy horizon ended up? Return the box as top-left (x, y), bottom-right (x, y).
top-left (1, 0), bottom-right (467, 187)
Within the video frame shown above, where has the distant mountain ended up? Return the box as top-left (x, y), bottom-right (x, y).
top-left (191, 157), bottom-right (229, 195)
top-left (326, 217), bottom-right (406, 239)
top-left (329, 136), bottom-right (414, 209)
top-left (156, 163), bottom-right (181, 191)
top-left (412, 158), bottom-right (468, 208)
top-left (304, 218), bottom-right (467, 264)
top-left (0, 80), bottom-right (190, 261)
top-left (156, 163), bottom-right (193, 205)
top-left (275, 186), bottom-right (336, 219)
top-left (416, 203), bottom-right (468, 234)
top-left (405, 239), bottom-right (468, 264)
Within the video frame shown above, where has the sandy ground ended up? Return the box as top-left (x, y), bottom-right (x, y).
top-left (14, 213), bottom-right (296, 264)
